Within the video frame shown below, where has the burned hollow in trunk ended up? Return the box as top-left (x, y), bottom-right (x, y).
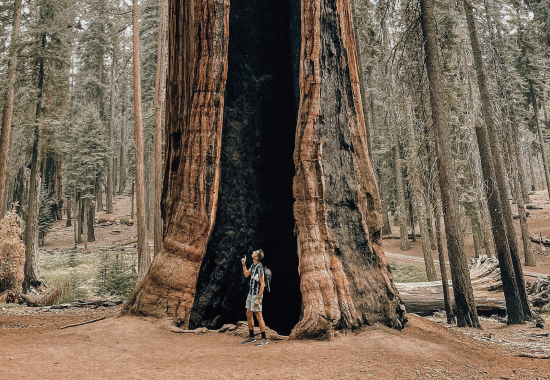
top-left (188, 0), bottom-right (301, 335)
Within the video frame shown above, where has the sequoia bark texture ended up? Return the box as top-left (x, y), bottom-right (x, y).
top-left (291, 0), bottom-right (406, 339)
top-left (122, 0), bottom-right (229, 326)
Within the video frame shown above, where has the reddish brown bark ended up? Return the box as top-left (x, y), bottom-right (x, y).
top-left (290, 0), bottom-right (406, 339)
top-left (123, 0), bottom-right (229, 326)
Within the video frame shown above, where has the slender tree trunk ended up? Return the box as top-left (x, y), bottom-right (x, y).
top-left (475, 121), bottom-right (524, 324)
top-left (132, 0), bottom-right (150, 279)
top-left (540, 152), bottom-right (546, 190)
top-left (528, 150), bottom-right (536, 191)
top-left (153, 0), bottom-right (167, 255)
top-left (392, 124), bottom-right (410, 251)
top-left (77, 196), bottom-right (83, 244)
top-left (433, 192), bottom-right (454, 324)
top-left (420, 0), bottom-right (479, 327)
top-left (479, 196), bottom-right (495, 257)
top-left (464, 0), bottom-right (531, 319)
top-left (106, 49), bottom-right (116, 214)
top-left (119, 102), bottom-right (126, 195)
top-left (23, 34), bottom-right (47, 293)
top-left (407, 99), bottom-right (436, 280)
top-left (130, 181), bottom-right (134, 220)
top-left (0, 0), bottom-right (22, 218)
top-left (95, 175), bottom-right (103, 212)
top-left (83, 197), bottom-right (88, 251)
top-left (351, 0), bottom-right (373, 162)
top-left (73, 194), bottom-right (78, 244)
top-left (381, 193), bottom-right (392, 235)
top-left (511, 120), bottom-right (530, 203)
top-left (531, 82), bottom-right (550, 201)
top-left (66, 198), bottom-right (72, 227)
top-left (88, 199), bottom-right (95, 242)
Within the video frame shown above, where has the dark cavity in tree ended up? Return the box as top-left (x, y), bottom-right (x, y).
top-left (189, 0), bottom-right (301, 335)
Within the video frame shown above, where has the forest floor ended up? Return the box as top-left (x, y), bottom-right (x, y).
top-left (383, 190), bottom-right (550, 280)
top-left (2, 191), bottom-right (550, 379)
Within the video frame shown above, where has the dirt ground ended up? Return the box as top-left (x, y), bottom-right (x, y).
top-left (1, 311), bottom-right (549, 379)
top-left (2, 192), bottom-right (550, 379)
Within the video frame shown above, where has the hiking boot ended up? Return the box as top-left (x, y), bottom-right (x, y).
top-left (242, 337), bottom-right (257, 344)
top-left (255, 339), bottom-right (269, 346)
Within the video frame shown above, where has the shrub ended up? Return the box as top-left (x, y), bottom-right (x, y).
top-left (0, 208), bottom-right (25, 293)
top-left (96, 247), bottom-right (138, 299)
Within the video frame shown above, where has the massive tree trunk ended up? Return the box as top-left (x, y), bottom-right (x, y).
top-left (123, 0), bottom-right (230, 325)
top-left (124, 0), bottom-right (406, 338)
top-left (419, 0), bottom-right (479, 327)
top-left (132, 0), bottom-right (150, 279)
top-left (290, 0), bottom-right (405, 339)
top-left (0, 0), bottom-right (23, 218)
top-left (464, 0), bottom-right (531, 319)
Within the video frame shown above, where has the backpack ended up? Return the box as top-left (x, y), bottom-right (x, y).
top-left (263, 266), bottom-right (272, 292)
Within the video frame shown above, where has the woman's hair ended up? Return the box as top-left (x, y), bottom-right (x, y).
top-left (256, 249), bottom-right (264, 261)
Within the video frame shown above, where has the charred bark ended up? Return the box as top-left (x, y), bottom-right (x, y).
top-left (124, 0), bottom-right (406, 338)
top-left (189, 0), bottom-right (301, 334)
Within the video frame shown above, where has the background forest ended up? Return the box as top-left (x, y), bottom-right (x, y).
top-left (0, 0), bottom-right (550, 320)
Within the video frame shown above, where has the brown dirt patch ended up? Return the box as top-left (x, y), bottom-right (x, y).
top-left (1, 312), bottom-right (549, 379)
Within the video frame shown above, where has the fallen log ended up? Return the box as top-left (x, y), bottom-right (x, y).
top-left (530, 234), bottom-right (550, 247)
top-left (526, 205), bottom-right (543, 210)
top-left (60, 316), bottom-right (105, 330)
top-left (514, 353), bottom-right (550, 359)
top-left (383, 233), bottom-right (422, 240)
top-left (513, 212), bottom-right (530, 219)
top-left (396, 256), bottom-right (506, 316)
top-left (397, 256), bottom-right (550, 316)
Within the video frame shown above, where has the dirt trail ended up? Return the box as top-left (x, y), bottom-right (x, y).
top-left (1, 313), bottom-right (549, 379)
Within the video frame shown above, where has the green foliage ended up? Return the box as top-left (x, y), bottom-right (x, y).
top-left (40, 246), bottom-right (138, 303)
top-left (96, 247), bottom-right (138, 299)
top-left (63, 106), bottom-right (108, 197)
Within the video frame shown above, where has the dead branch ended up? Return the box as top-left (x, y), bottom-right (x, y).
top-left (60, 316), bottom-right (105, 330)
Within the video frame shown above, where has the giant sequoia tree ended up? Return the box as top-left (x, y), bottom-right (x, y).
top-left (123, 0), bottom-right (406, 338)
